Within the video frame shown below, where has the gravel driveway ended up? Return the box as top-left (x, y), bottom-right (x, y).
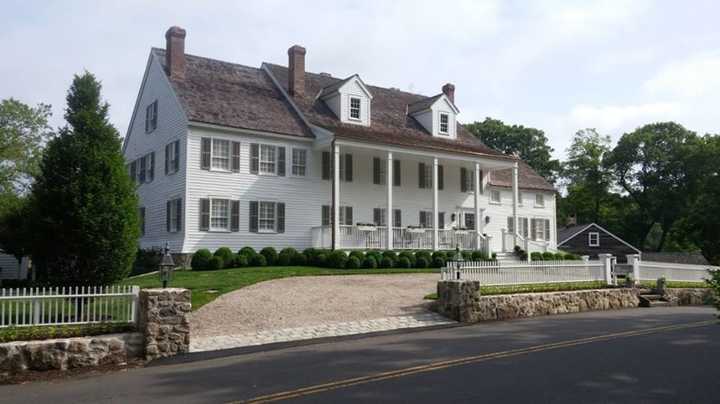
top-left (189, 274), bottom-right (439, 338)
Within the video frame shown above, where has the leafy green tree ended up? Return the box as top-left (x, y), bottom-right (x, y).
top-left (29, 72), bottom-right (139, 285)
top-left (466, 118), bottom-right (561, 183)
top-left (685, 134), bottom-right (720, 264)
top-left (605, 122), bottom-right (702, 251)
top-left (0, 99), bottom-right (53, 213)
top-left (560, 129), bottom-right (613, 224)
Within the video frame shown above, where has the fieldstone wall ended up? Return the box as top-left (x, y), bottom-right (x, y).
top-left (664, 288), bottom-right (716, 306)
top-left (0, 332), bottom-right (142, 379)
top-left (139, 288), bottom-right (191, 361)
top-left (436, 281), bottom-right (640, 323)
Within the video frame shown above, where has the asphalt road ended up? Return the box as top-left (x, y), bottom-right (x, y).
top-left (2, 306), bottom-right (718, 403)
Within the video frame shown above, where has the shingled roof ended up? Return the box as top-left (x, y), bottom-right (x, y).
top-left (152, 47), bottom-right (554, 192)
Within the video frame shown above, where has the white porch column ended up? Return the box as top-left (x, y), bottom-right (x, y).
top-left (386, 152), bottom-right (393, 250)
top-left (511, 162), bottom-right (519, 246)
top-left (474, 163), bottom-right (482, 250)
top-left (432, 157), bottom-right (439, 251)
top-left (332, 143), bottom-right (340, 250)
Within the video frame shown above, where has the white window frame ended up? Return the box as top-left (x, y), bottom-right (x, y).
top-left (588, 232), bottom-right (600, 247)
top-left (421, 164), bottom-right (432, 189)
top-left (210, 138), bottom-right (231, 171)
top-left (169, 198), bottom-right (181, 233)
top-left (439, 112), bottom-right (449, 135)
top-left (535, 218), bottom-right (546, 241)
top-left (349, 97), bottom-right (361, 120)
top-left (259, 201), bottom-right (277, 233)
top-left (535, 193), bottom-right (545, 208)
top-left (419, 210), bottom-right (433, 228)
top-left (291, 148), bottom-right (307, 177)
top-left (145, 100), bottom-right (157, 133)
top-left (490, 189), bottom-right (501, 204)
top-left (259, 144), bottom-right (278, 175)
top-left (209, 198), bottom-right (231, 232)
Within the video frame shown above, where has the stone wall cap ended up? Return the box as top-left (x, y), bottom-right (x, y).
top-left (143, 288), bottom-right (190, 293)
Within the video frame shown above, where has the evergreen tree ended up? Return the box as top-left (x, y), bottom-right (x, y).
top-left (29, 72), bottom-right (139, 285)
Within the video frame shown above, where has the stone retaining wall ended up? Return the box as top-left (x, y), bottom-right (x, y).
top-left (139, 288), bottom-right (191, 361)
top-left (664, 288), bottom-right (716, 306)
top-left (0, 332), bottom-right (142, 379)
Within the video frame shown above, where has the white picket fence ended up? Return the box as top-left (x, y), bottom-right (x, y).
top-left (0, 286), bottom-right (139, 328)
top-left (637, 260), bottom-right (719, 283)
top-left (440, 260), bottom-right (607, 286)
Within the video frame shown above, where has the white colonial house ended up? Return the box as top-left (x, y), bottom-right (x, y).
top-left (122, 26), bottom-right (558, 258)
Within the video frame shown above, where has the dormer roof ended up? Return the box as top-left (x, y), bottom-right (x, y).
top-left (318, 74), bottom-right (373, 100)
top-left (407, 93), bottom-right (459, 115)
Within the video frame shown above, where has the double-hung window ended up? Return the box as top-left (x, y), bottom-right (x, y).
top-left (167, 198), bottom-right (182, 233)
top-left (588, 232), bottom-right (600, 247)
top-left (349, 97), bottom-right (361, 120)
top-left (212, 139), bottom-right (230, 170)
top-left (321, 205), bottom-right (353, 226)
top-left (439, 113), bottom-right (449, 135)
top-left (259, 145), bottom-right (277, 175)
top-left (490, 189), bottom-right (501, 204)
top-left (259, 201), bottom-right (277, 232)
top-left (291, 148), bottom-right (306, 176)
top-left (535, 193), bottom-right (545, 207)
top-left (210, 199), bottom-right (230, 231)
top-left (145, 100), bottom-right (158, 133)
top-left (373, 157), bottom-right (387, 185)
top-left (166, 140), bottom-right (180, 175)
top-left (464, 213), bottom-right (475, 230)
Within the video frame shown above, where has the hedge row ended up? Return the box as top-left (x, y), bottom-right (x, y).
top-left (190, 247), bottom-right (493, 270)
top-left (530, 251), bottom-right (582, 261)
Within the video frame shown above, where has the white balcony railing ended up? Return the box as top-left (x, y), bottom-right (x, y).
top-left (311, 225), bottom-right (489, 252)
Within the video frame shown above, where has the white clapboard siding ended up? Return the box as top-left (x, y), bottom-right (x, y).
top-left (440, 260), bottom-right (606, 285)
top-left (0, 286), bottom-right (139, 328)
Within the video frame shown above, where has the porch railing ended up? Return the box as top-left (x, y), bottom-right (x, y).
top-left (311, 225), bottom-right (488, 252)
top-left (501, 229), bottom-right (550, 256)
top-left (0, 286), bottom-right (139, 328)
top-left (440, 260), bottom-right (606, 285)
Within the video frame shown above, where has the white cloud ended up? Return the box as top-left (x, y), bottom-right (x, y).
top-left (644, 51), bottom-right (720, 97)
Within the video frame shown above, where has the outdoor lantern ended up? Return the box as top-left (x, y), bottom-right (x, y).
top-left (453, 245), bottom-right (464, 280)
top-left (159, 242), bottom-right (175, 288)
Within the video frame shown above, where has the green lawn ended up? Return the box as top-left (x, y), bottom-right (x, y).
top-left (123, 266), bottom-right (439, 310)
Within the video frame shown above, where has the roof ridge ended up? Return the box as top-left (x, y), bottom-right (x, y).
top-left (152, 47), bottom-right (262, 72)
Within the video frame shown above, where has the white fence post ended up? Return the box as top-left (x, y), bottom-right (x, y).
top-left (598, 254), bottom-right (614, 286)
top-left (627, 254), bottom-right (640, 286)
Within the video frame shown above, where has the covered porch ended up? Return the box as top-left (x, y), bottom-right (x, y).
top-left (312, 138), bottom-right (521, 253)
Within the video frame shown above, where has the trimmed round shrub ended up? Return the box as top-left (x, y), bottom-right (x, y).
top-left (565, 253), bottom-right (580, 260)
top-left (346, 256), bottom-right (361, 269)
top-left (398, 251), bottom-right (416, 267)
top-left (380, 257), bottom-right (394, 268)
top-left (415, 256), bottom-right (429, 268)
top-left (327, 250), bottom-right (349, 269)
top-left (382, 251), bottom-right (398, 262)
top-left (302, 248), bottom-right (318, 260)
top-left (191, 249), bottom-right (212, 271)
top-left (363, 256), bottom-right (378, 269)
top-left (260, 247), bottom-right (278, 266)
top-left (238, 247), bottom-right (256, 258)
top-left (542, 252), bottom-right (555, 261)
top-left (415, 251), bottom-right (432, 263)
top-left (530, 252), bottom-right (543, 261)
top-left (397, 256), bottom-right (412, 269)
top-left (315, 253), bottom-right (327, 267)
top-left (349, 251), bottom-right (365, 262)
top-left (214, 247), bottom-right (235, 268)
top-left (233, 254), bottom-right (248, 268)
top-left (432, 251), bottom-right (447, 263)
top-left (471, 251), bottom-right (486, 261)
top-left (432, 256), bottom-right (445, 268)
top-left (293, 252), bottom-right (308, 266)
top-left (366, 250), bottom-right (383, 264)
top-left (278, 248), bottom-right (298, 266)
top-left (462, 251), bottom-right (473, 260)
top-left (208, 256), bottom-right (224, 271)
top-left (554, 253), bottom-right (566, 260)
top-left (250, 254), bottom-right (267, 267)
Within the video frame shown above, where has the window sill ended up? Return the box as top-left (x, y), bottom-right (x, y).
top-left (210, 168), bottom-right (233, 173)
top-left (256, 172), bottom-right (279, 177)
top-left (489, 201), bottom-right (501, 205)
top-left (534, 204), bottom-right (545, 209)
top-left (208, 229), bottom-right (232, 233)
top-left (258, 230), bottom-right (278, 234)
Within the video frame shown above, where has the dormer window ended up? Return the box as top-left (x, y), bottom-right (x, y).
top-left (439, 113), bottom-right (449, 135)
top-left (349, 97), bottom-right (361, 120)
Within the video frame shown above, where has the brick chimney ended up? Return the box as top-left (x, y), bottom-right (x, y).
top-left (442, 83), bottom-right (455, 103)
top-left (165, 26), bottom-right (187, 80)
top-left (288, 45), bottom-right (306, 97)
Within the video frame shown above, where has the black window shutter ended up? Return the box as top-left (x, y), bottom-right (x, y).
top-left (139, 207), bottom-right (146, 236)
top-left (201, 138), bottom-right (211, 170)
top-left (145, 105), bottom-right (150, 133)
top-left (176, 199), bottom-right (182, 231)
top-left (230, 200), bottom-right (240, 232)
top-left (439, 212), bottom-right (445, 229)
top-left (393, 160), bottom-right (401, 186)
top-left (200, 199), bottom-right (210, 231)
top-left (130, 160), bottom-right (137, 183)
top-left (276, 203), bottom-right (285, 233)
top-left (166, 201), bottom-right (171, 232)
top-left (478, 169), bottom-right (483, 194)
top-left (322, 151), bottom-right (330, 180)
top-left (231, 142), bottom-right (241, 173)
top-left (418, 163), bottom-right (425, 188)
top-left (393, 209), bottom-right (401, 227)
top-left (345, 207), bottom-right (353, 226)
top-left (507, 217), bottom-right (514, 233)
top-left (438, 165), bottom-right (444, 190)
top-left (249, 201), bottom-right (259, 232)
top-left (373, 157), bottom-right (381, 185)
top-left (250, 144), bottom-right (259, 174)
top-left (174, 140), bottom-right (180, 172)
top-left (321, 205), bottom-right (330, 226)
top-left (344, 154), bottom-right (353, 182)
top-left (277, 147), bottom-right (286, 176)
top-left (460, 167), bottom-right (467, 192)
top-left (164, 144), bottom-right (170, 175)
top-left (373, 208), bottom-right (382, 226)
top-left (148, 152), bottom-right (155, 182)
top-left (138, 156), bottom-right (146, 183)
top-left (531, 219), bottom-right (537, 240)
top-left (152, 100), bottom-right (158, 130)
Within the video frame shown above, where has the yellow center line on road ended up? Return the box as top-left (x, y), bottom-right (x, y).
top-left (231, 319), bottom-right (718, 404)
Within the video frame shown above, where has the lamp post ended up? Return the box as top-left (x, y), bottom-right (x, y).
top-left (453, 245), bottom-right (464, 280)
top-left (159, 242), bottom-right (175, 288)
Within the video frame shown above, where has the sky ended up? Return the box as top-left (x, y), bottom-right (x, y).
top-left (2, 0), bottom-right (720, 159)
